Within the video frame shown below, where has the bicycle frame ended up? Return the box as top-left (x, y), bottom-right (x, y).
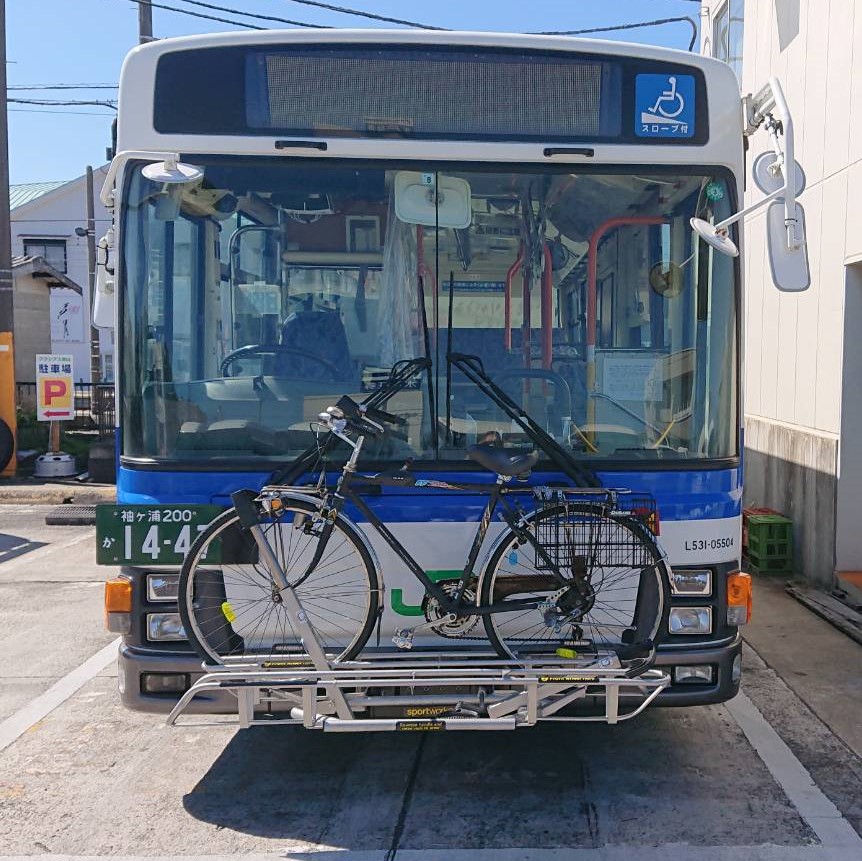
top-left (313, 451), bottom-right (613, 620)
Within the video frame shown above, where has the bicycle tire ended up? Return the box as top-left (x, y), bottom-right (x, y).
top-left (0, 419), bottom-right (13, 472)
top-left (479, 502), bottom-right (670, 663)
top-left (179, 498), bottom-right (380, 665)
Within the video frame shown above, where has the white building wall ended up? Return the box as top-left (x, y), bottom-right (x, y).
top-left (10, 167), bottom-right (112, 382)
top-left (702, 0), bottom-right (862, 585)
top-left (729, 0), bottom-right (859, 438)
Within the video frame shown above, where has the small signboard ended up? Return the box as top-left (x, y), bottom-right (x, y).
top-left (36, 353), bottom-right (74, 421)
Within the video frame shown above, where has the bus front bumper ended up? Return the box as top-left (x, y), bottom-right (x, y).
top-left (116, 634), bottom-right (743, 714)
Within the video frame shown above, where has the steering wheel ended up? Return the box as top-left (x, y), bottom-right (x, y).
top-left (220, 344), bottom-right (343, 380)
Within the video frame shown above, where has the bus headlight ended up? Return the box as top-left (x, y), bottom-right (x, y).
top-left (147, 613), bottom-right (186, 641)
top-left (147, 573), bottom-right (180, 602)
top-left (670, 569), bottom-right (711, 596)
top-left (673, 665), bottom-right (714, 685)
top-left (669, 607), bottom-right (712, 634)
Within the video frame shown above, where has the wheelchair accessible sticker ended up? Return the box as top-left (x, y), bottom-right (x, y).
top-left (635, 73), bottom-right (695, 138)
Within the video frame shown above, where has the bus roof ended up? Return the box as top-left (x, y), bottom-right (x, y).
top-left (115, 29), bottom-right (742, 173)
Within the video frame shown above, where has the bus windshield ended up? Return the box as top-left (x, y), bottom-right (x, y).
top-left (120, 159), bottom-right (737, 466)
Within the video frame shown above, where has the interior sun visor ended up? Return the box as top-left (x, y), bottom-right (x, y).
top-left (394, 171), bottom-right (472, 229)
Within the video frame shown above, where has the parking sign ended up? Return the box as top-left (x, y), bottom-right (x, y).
top-left (36, 354), bottom-right (75, 421)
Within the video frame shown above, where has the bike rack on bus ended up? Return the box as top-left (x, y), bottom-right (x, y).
top-left (167, 649), bottom-right (670, 731)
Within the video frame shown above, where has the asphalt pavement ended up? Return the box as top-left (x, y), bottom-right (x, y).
top-left (1, 504), bottom-right (861, 860)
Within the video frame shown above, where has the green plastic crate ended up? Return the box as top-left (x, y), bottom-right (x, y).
top-left (746, 514), bottom-right (793, 559)
top-left (746, 556), bottom-right (793, 576)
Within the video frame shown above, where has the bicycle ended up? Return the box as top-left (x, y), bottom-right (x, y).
top-left (178, 358), bottom-right (671, 675)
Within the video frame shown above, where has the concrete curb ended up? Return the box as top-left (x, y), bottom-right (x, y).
top-left (0, 481), bottom-right (115, 506)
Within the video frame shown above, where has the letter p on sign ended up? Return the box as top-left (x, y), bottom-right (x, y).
top-left (43, 379), bottom-right (69, 405)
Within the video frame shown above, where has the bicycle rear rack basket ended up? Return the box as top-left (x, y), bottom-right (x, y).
top-left (533, 493), bottom-right (659, 572)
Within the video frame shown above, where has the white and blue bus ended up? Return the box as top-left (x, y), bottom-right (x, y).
top-left (95, 30), bottom-right (806, 713)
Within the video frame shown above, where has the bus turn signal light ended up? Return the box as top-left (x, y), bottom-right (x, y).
top-left (105, 578), bottom-right (132, 633)
top-left (105, 578), bottom-right (132, 612)
top-left (726, 572), bottom-right (752, 625)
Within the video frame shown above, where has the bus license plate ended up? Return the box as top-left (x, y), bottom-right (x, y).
top-left (96, 504), bottom-right (223, 566)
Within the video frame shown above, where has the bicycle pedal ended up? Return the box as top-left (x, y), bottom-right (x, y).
top-left (392, 629), bottom-right (414, 650)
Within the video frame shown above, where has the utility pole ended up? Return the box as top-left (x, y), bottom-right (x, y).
top-left (138, 0), bottom-right (153, 44)
top-left (0, 0), bottom-right (12, 334)
top-left (0, 0), bottom-right (18, 476)
top-left (86, 166), bottom-right (100, 383)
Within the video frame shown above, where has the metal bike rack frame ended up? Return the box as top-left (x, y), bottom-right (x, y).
top-left (167, 649), bottom-right (670, 731)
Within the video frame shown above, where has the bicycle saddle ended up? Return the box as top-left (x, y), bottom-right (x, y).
top-left (467, 443), bottom-right (539, 478)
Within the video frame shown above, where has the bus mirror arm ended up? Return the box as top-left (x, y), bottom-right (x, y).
top-left (692, 77), bottom-right (804, 259)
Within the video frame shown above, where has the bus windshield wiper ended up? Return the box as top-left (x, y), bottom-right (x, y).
top-left (448, 353), bottom-right (599, 488)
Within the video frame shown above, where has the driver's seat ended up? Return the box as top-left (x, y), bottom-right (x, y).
top-left (277, 309), bottom-right (354, 381)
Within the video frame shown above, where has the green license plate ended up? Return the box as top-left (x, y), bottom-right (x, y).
top-left (96, 504), bottom-right (224, 566)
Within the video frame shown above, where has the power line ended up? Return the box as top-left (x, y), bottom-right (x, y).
top-left (280, 0), bottom-right (446, 30)
top-left (9, 108), bottom-right (117, 117)
top-left (8, 84), bottom-right (118, 91)
top-left (537, 16), bottom-right (699, 51)
top-left (121, 0), bottom-right (264, 30)
top-left (175, 0), bottom-right (329, 28)
top-left (8, 98), bottom-right (118, 110)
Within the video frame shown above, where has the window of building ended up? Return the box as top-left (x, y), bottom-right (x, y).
top-left (23, 238), bottom-right (67, 273)
top-left (713, 0), bottom-right (744, 84)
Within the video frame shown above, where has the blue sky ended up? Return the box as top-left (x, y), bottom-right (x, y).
top-left (7, 0), bottom-right (701, 183)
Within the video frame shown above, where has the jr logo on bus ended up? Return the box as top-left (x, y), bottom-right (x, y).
top-left (635, 74), bottom-right (695, 138)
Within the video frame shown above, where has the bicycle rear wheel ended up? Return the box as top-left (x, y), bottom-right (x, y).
top-left (480, 502), bottom-right (669, 662)
top-left (179, 498), bottom-right (380, 665)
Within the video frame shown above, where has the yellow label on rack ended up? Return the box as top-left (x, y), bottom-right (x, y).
top-left (539, 675), bottom-right (593, 684)
top-left (555, 647), bottom-right (579, 659)
top-left (261, 660), bottom-right (312, 669)
top-left (396, 720), bottom-right (445, 731)
top-left (221, 601), bottom-right (237, 623)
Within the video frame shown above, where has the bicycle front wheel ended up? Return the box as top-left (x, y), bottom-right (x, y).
top-left (480, 503), bottom-right (669, 661)
top-left (179, 498), bottom-right (380, 665)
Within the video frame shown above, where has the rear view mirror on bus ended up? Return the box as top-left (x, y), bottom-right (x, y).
top-left (92, 230), bottom-right (115, 329)
top-left (752, 152), bottom-right (810, 291)
top-left (394, 171), bottom-right (472, 229)
top-left (766, 200), bottom-right (810, 292)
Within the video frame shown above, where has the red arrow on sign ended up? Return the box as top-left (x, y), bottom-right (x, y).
top-left (43, 410), bottom-right (72, 417)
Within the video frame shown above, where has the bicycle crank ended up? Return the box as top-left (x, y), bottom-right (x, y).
top-left (421, 581), bottom-right (480, 639)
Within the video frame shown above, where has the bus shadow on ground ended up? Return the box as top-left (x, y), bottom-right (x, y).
top-left (0, 533), bottom-right (46, 565)
top-left (182, 709), bottom-right (812, 850)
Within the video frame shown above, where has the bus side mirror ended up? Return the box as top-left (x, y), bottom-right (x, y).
top-left (753, 152), bottom-right (810, 292)
top-left (92, 229), bottom-right (115, 329)
top-left (690, 151), bottom-right (811, 292)
top-left (766, 199), bottom-right (810, 292)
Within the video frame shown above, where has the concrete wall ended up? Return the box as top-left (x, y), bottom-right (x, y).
top-left (11, 273), bottom-right (51, 386)
top-left (835, 263), bottom-right (862, 573)
top-left (744, 416), bottom-right (838, 588)
top-left (702, 0), bottom-right (862, 584)
top-left (10, 168), bottom-right (112, 382)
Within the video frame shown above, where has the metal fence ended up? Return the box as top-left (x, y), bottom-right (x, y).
top-left (16, 382), bottom-right (116, 438)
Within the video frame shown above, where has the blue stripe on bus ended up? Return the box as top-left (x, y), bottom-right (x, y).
top-left (117, 464), bottom-right (741, 522)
